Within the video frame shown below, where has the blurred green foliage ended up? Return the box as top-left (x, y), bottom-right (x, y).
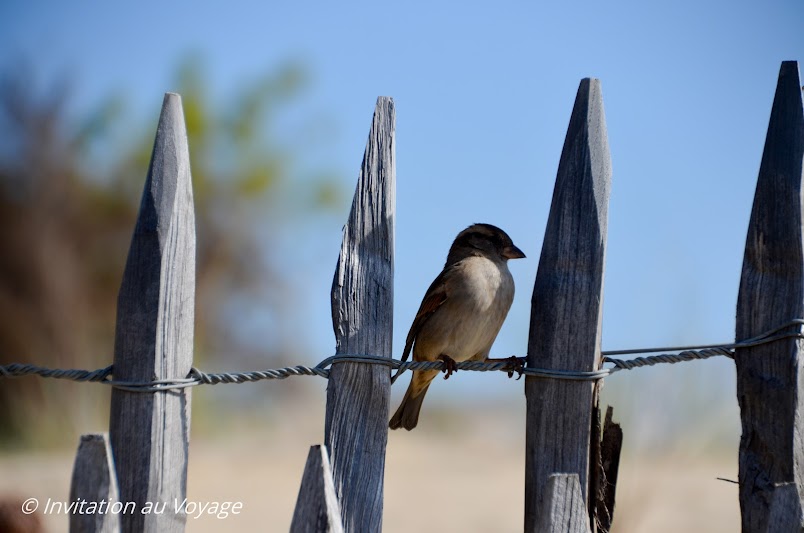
top-left (0, 57), bottom-right (342, 447)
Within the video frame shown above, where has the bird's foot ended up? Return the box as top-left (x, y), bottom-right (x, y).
top-left (438, 354), bottom-right (458, 380)
top-left (505, 356), bottom-right (526, 380)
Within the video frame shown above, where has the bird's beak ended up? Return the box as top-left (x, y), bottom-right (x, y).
top-left (502, 245), bottom-right (526, 260)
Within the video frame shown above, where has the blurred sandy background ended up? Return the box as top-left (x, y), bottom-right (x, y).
top-left (0, 382), bottom-right (741, 533)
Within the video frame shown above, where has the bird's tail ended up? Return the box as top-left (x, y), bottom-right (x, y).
top-left (389, 381), bottom-right (431, 431)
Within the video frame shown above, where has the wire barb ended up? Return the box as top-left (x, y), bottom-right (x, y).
top-left (2, 320), bottom-right (803, 392)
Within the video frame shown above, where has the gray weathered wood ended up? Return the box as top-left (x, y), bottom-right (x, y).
top-left (69, 434), bottom-right (120, 533)
top-left (537, 474), bottom-right (592, 533)
top-left (525, 78), bottom-right (611, 532)
top-left (109, 93), bottom-right (195, 533)
top-left (290, 445), bottom-right (345, 533)
top-left (765, 483), bottom-right (804, 533)
top-left (736, 61), bottom-right (804, 533)
top-left (325, 96), bottom-right (395, 533)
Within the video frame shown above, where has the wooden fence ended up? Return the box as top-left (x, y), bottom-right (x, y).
top-left (66, 61), bottom-right (803, 532)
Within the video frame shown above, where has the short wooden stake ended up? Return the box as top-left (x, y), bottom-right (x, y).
top-left (538, 474), bottom-right (592, 533)
top-left (69, 433), bottom-right (120, 533)
top-left (290, 445), bottom-right (344, 533)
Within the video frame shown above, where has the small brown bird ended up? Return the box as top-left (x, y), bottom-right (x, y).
top-left (389, 223), bottom-right (525, 430)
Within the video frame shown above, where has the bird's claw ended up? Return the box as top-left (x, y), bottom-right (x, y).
top-left (438, 355), bottom-right (458, 380)
top-left (506, 356), bottom-right (525, 380)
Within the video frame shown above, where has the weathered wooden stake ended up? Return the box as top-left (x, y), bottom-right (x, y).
top-left (109, 93), bottom-right (195, 533)
top-left (538, 474), bottom-right (592, 533)
top-left (524, 78), bottom-right (611, 531)
top-left (325, 97), bottom-right (395, 532)
top-left (736, 61), bottom-right (804, 532)
top-left (290, 445), bottom-right (344, 533)
top-left (69, 434), bottom-right (120, 533)
top-left (766, 483), bottom-right (804, 533)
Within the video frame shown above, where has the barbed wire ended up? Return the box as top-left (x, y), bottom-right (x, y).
top-left (1, 320), bottom-right (803, 392)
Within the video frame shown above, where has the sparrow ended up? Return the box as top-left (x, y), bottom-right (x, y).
top-left (389, 223), bottom-right (525, 431)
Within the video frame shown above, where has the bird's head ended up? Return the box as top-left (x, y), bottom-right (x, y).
top-left (446, 223), bottom-right (526, 265)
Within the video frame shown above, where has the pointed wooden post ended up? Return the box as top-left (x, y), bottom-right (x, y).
top-left (109, 93), bottom-right (195, 533)
top-left (69, 434), bottom-right (120, 533)
top-left (290, 445), bottom-right (344, 533)
top-left (325, 97), bottom-right (395, 532)
top-left (524, 78), bottom-right (611, 531)
top-left (736, 61), bottom-right (804, 532)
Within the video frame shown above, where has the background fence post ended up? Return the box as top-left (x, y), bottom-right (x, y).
top-left (69, 433), bottom-right (120, 533)
top-left (108, 93), bottom-right (196, 533)
top-left (325, 96), bottom-right (395, 532)
top-left (735, 60), bottom-right (804, 532)
top-left (524, 78), bottom-right (611, 531)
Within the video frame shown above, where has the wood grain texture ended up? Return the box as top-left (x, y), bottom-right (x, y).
top-left (290, 445), bottom-right (344, 533)
top-left (109, 93), bottom-right (195, 533)
top-left (69, 434), bottom-right (120, 533)
top-left (538, 474), bottom-right (592, 533)
top-left (525, 78), bottom-right (611, 532)
top-left (735, 61), bottom-right (804, 533)
top-left (325, 96), bottom-right (395, 533)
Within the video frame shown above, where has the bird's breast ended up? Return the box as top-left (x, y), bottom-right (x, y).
top-left (450, 258), bottom-right (510, 311)
top-left (414, 256), bottom-right (514, 362)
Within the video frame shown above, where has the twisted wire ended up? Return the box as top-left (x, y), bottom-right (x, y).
top-left (1, 320), bottom-right (802, 391)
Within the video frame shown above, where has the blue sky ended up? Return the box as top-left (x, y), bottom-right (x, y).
top-left (2, 1), bottom-right (803, 443)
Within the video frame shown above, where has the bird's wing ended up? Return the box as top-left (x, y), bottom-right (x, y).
top-left (403, 272), bottom-right (449, 363)
top-left (390, 267), bottom-right (451, 384)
